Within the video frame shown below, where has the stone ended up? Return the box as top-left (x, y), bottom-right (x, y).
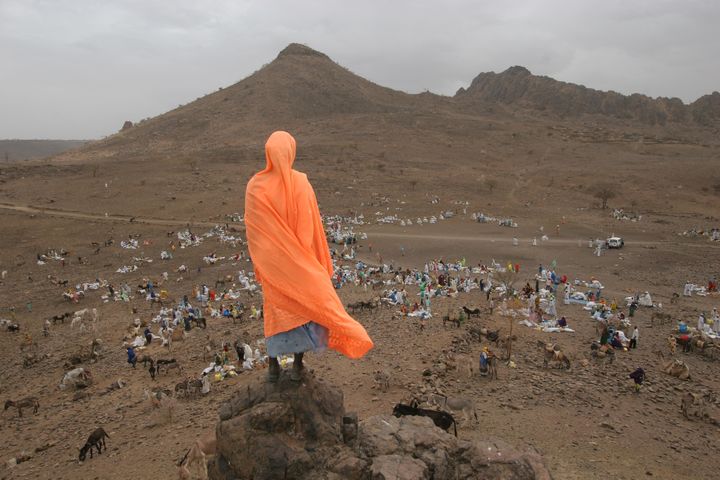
top-left (211, 372), bottom-right (552, 480)
top-left (371, 454), bottom-right (428, 480)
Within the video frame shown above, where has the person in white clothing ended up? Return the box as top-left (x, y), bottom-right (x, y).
top-left (698, 312), bottom-right (706, 333)
top-left (630, 326), bottom-right (639, 349)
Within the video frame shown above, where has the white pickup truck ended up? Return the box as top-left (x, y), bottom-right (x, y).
top-left (606, 236), bottom-right (624, 249)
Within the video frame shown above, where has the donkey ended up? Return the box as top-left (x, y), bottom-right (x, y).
top-left (78, 427), bottom-right (109, 462)
top-left (4, 397), bottom-right (39, 417)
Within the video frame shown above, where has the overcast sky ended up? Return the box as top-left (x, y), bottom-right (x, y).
top-left (2, 0), bottom-right (718, 139)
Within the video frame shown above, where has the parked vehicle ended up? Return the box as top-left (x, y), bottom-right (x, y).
top-left (606, 236), bottom-right (624, 249)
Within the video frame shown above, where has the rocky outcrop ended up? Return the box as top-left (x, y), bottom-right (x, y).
top-left (690, 91), bottom-right (720, 126)
top-left (455, 66), bottom-right (717, 127)
top-left (276, 43), bottom-right (332, 61)
top-left (210, 372), bottom-right (552, 480)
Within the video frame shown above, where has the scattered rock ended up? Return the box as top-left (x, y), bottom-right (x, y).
top-left (211, 373), bottom-right (552, 479)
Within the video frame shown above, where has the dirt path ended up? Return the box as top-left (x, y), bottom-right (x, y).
top-left (369, 230), bottom-right (614, 245)
top-left (0, 201), bottom-right (244, 229)
top-left (2, 201), bottom-right (717, 254)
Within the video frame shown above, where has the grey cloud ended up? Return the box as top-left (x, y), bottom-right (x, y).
top-left (1, 0), bottom-right (718, 138)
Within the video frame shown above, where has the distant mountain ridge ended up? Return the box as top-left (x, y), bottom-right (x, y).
top-left (455, 65), bottom-right (720, 126)
top-left (0, 139), bottom-right (88, 162)
top-left (51, 43), bottom-right (719, 164)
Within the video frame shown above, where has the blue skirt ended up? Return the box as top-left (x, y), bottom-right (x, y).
top-left (266, 321), bottom-right (329, 357)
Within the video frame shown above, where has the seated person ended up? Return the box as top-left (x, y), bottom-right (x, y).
top-left (558, 316), bottom-right (568, 328)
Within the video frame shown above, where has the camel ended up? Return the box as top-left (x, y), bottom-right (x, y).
top-left (662, 359), bottom-right (691, 380)
top-left (446, 353), bottom-right (474, 378)
top-left (178, 430), bottom-right (216, 480)
top-left (538, 341), bottom-right (571, 369)
top-left (590, 342), bottom-right (615, 364)
top-left (681, 392), bottom-right (707, 420)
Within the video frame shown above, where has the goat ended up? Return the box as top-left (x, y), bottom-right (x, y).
top-left (4, 397), bottom-right (39, 417)
top-left (78, 427), bottom-right (109, 462)
top-left (462, 306), bottom-right (481, 318)
top-left (393, 402), bottom-right (457, 436)
top-left (177, 430), bottom-right (217, 480)
top-left (7, 323), bottom-right (20, 332)
top-left (373, 370), bottom-right (390, 392)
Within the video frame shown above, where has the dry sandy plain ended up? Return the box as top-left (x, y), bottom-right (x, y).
top-left (0, 44), bottom-right (719, 479)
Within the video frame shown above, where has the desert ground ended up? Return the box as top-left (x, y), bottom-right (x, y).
top-left (0, 44), bottom-right (719, 479)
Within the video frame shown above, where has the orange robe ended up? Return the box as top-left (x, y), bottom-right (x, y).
top-left (244, 131), bottom-right (373, 359)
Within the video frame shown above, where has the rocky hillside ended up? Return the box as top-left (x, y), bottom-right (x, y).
top-left (210, 372), bottom-right (551, 480)
top-left (50, 43), bottom-right (719, 166)
top-left (455, 66), bottom-right (719, 126)
top-left (57, 43), bottom-right (444, 164)
top-left (0, 139), bottom-right (87, 162)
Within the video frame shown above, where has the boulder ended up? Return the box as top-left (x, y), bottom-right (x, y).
top-left (211, 372), bottom-right (552, 480)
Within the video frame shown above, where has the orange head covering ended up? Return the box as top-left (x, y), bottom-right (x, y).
top-left (244, 131), bottom-right (373, 359)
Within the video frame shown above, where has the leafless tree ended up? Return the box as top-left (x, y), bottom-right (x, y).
top-left (593, 183), bottom-right (616, 209)
top-left (495, 269), bottom-right (518, 298)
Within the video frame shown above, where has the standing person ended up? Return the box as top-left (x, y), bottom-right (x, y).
top-left (629, 368), bottom-right (645, 393)
top-left (698, 312), bottom-right (706, 333)
top-left (234, 340), bottom-right (245, 363)
top-left (126, 347), bottom-right (137, 368)
top-left (630, 326), bottom-right (639, 349)
top-left (244, 131), bottom-right (373, 383)
top-left (629, 301), bottom-right (638, 318)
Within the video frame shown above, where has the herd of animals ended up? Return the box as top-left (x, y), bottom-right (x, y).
top-left (2, 235), bottom-right (718, 480)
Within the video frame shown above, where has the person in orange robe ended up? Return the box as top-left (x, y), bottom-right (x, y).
top-left (244, 131), bottom-right (373, 382)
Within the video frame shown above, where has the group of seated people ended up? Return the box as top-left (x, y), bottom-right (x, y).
top-left (600, 323), bottom-right (631, 349)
